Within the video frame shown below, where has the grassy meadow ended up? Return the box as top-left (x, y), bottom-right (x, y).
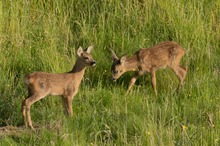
top-left (0, 0), bottom-right (220, 145)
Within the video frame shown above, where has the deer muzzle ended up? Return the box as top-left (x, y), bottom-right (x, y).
top-left (91, 61), bottom-right (96, 66)
top-left (111, 77), bottom-right (117, 82)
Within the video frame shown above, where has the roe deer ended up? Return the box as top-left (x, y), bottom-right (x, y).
top-left (22, 46), bottom-right (96, 130)
top-left (110, 41), bottom-right (186, 96)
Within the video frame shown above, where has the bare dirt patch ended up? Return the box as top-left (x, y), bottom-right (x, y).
top-left (0, 126), bottom-right (29, 137)
top-left (0, 122), bottom-right (61, 137)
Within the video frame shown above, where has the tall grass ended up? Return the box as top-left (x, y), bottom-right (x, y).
top-left (0, 0), bottom-right (219, 145)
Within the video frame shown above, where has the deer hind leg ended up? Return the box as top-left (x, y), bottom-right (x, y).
top-left (171, 65), bottom-right (187, 89)
top-left (22, 100), bottom-right (28, 127)
top-left (150, 69), bottom-right (157, 96)
top-left (22, 93), bottom-right (48, 130)
top-left (22, 88), bottom-right (32, 127)
top-left (126, 72), bottom-right (140, 95)
top-left (179, 65), bottom-right (187, 84)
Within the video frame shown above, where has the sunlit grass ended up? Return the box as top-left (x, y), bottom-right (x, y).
top-left (0, 0), bottom-right (219, 145)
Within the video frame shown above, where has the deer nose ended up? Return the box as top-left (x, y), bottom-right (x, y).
top-left (91, 61), bottom-right (96, 66)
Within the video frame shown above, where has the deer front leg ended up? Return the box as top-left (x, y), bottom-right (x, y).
top-left (150, 69), bottom-right (157, 96)
top-left (61, 97), bottom-right (68, 115)
top-left (126, 72), bottom-right (140, 95)
top-left (66, 97), bottom-right (73, 117)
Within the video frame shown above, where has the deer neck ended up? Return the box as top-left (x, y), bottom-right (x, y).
top-left (124, 56), bottom-right (139, 72)
top-left (70, 59), bottom-right (87, 80)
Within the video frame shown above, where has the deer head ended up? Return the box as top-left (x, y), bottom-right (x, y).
top-left (77, 46), bottom-right (96, 67)
top-left (110, 49), bottom-right (127, 81)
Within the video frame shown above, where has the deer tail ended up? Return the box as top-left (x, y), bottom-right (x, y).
top-left (24, 74), bottom-right (34, 85)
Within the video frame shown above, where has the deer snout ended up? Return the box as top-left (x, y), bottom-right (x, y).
top-left (111, 77), bottom-right (117, 82)
top-left (90, 61), bottom-right (96, 66)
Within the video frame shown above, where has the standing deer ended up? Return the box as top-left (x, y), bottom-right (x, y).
top-left (22, 46), bottom-right (96, 130)
top-left (110, 41), bottom-right (187, 96)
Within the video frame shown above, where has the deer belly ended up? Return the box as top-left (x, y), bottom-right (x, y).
top-left (50, 87), bottom-right (64, 96)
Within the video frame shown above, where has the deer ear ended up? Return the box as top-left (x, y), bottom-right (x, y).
top-left (110, 49), bottom-right (119, 62)
top-left (86, 46), bottom-right (93, 53)
top-left (77, 46), bottom-right (83, 56)
top-left (120, 55), bottom-right (126, 65)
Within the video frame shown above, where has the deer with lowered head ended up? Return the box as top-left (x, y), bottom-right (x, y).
top-left (110, 41), bottom-right (187, 96)
top-left (22, 46), bottom-right (96, 130)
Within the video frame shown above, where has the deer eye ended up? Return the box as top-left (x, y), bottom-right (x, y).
top-left (113, 70), bottom-right (118, 74)
top-left (83, 57), bottom-right (89, 60)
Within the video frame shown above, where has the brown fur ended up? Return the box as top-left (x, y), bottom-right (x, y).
top-left (22, 46), bottom-right (96, 130)
top-left (111, 41), bottom-right (187, 96)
